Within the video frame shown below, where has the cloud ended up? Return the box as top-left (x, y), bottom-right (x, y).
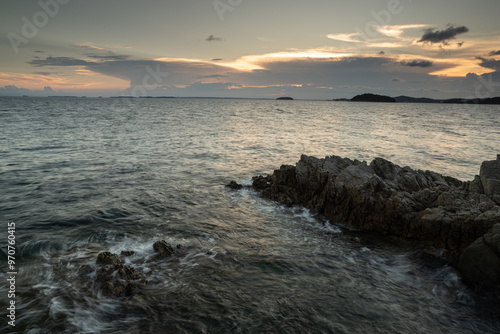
top-left (391, 78), bottom-right (401, 82)
top-left (400, 59), bottom-right (434, 68)
top-left (489, 50), bottom-right (500, 56)
top-left (477, 57), bottom-right (500, 71)
top-left (33, 72), bottom-right (53, 76)
top-left (418, 25), bottom-right (469, 44)
top-left (87, 54), bottom-right (131, 61)
top-left (72, 43), bottom-right (105, 51)
top-left (206, 35), bottom-right (224, 42)
top-left (28, 56), bottom-right (96, 67)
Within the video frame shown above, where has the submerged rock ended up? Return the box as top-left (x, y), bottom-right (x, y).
top-left (95, 251), bottom-right (147, 298)
top-left (252, 154), bottom-right (500, 254)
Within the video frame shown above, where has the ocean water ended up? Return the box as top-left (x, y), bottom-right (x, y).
top-left (0, 97), bottom-right (499, 333)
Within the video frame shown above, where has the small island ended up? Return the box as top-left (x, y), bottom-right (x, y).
top-left (351, 93), bottom-right (396, 103)
top-left (276, 96), bottom-right (294, 100)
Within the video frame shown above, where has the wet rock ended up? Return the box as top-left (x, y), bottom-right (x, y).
top-left (252, 175), bottom-right (272, 190)
top-left (96, 251), bottom-right (121, 266)
top-left (252, 154), bottom-right (500, 253)
top-left (77, 264), bottom-right (94, 277)
top-left (121, 250), bottom-right (135, 257)
top-left (458, 224), bottom-right (500, 286)
top-left (153, 240), bottom-right (175, 258)
top-left (226, 180), bottom-right (243, 189)
top-left (95, 251), bottom-right (147, 297)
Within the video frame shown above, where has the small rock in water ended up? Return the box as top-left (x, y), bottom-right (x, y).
top-left (121, 250), bottom-right (135, 257)
top-left (95, 251), bottom-right (147, 297)
top-left (153, 240), bottom-right (175, 258)
top-left (226, 180), bottom-right (243, 189)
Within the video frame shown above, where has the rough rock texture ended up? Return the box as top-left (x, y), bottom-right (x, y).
top-left (252, 154), bottom-right (500, 253)
top-left (226, 180), bottom-right (243, 190)
top-left (480, 155), bottom-right (500, 205)
top-left (458, 224), bottom-right (500, 286)
top-left (95, 251), bottom-right (147, 298)
top-left (153, 240), bottom-right (175, 258)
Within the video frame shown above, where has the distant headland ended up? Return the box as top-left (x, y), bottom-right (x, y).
top-left (333, 93), bottom-right (500, 105)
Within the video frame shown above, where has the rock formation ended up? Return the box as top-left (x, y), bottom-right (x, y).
top-left (251, 155), bottom-right (500, 255)
top-left (95, 251), bottom-right (147, 298)
top-left (458, 224), bottom-right (500, 286)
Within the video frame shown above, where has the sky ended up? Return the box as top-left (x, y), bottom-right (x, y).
top-left (1, 0), bottom-right (500, 99)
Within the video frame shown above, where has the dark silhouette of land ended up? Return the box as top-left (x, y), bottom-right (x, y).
top-left (351, 93), bottom-right (396, 103)
top-left (332, 93), bottom-right (500, 104)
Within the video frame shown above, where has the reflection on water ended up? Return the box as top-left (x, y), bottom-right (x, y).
top-left (0, 97), bottom-right (499, 333)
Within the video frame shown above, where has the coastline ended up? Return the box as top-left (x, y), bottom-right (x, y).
top-left (240, 154), bottom-right (500, 286)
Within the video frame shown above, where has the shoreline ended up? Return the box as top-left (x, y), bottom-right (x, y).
top-left (235, 154), bottom-right (500, 286)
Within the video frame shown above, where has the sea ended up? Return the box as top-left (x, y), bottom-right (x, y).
top-left (0, 97), bottom-right (499, 333)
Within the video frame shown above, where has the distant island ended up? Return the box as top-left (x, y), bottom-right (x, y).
top-left (351, 93), bottom-right (396, 103)
top-left (276, 96), bottom-right (294, 100)
top-left (332, 93), bottom-right (500, 105)
top-left (394, 96), bottom-right (500, 104)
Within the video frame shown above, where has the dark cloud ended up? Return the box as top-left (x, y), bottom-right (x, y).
top-left (489, 50), bottom-right (500, 56)
top-left (400, 60), bottom-right (433, 68)
top-left (477, 57), bottom-right (500, 70)
top-left (418, 25), bottom-right (469, 44)
top-left (206, 35), bottom-right (223, 42)
top-left (28, 56), bottom-right (96, 67)
top-left (33, 72), bottom-right (52, 76)
top-left (87, 54), bottom-right (131, 61)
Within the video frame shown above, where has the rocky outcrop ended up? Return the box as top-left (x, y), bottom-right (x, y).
top-left (251, 154), bottom-right (500, 253)
top-left (64, 240), bottom-right (179, 298)
top-left (480, 157), bottom-right (500, 205)
top-left (458, 224), bottom-right (500, 286)
top-left (95, 251), bottom-right (147, 298)
top-left (153, 240), bottom-right (175, 258)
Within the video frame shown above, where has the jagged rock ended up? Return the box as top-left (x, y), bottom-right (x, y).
top-left (95, 251), bottom-right (147, 297)
top-left (153, 240), bottom-right (175, 258)
top-left (96, 252), bottom-right (121, 266)
top-left (226, 180), bottom-right (243, 189)
top-left (480, 154), bottom-right (500, 205)
top-left (252, 154), bottom-right (500, 253)
top-left (458, 224), bottom-right (500, 286)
